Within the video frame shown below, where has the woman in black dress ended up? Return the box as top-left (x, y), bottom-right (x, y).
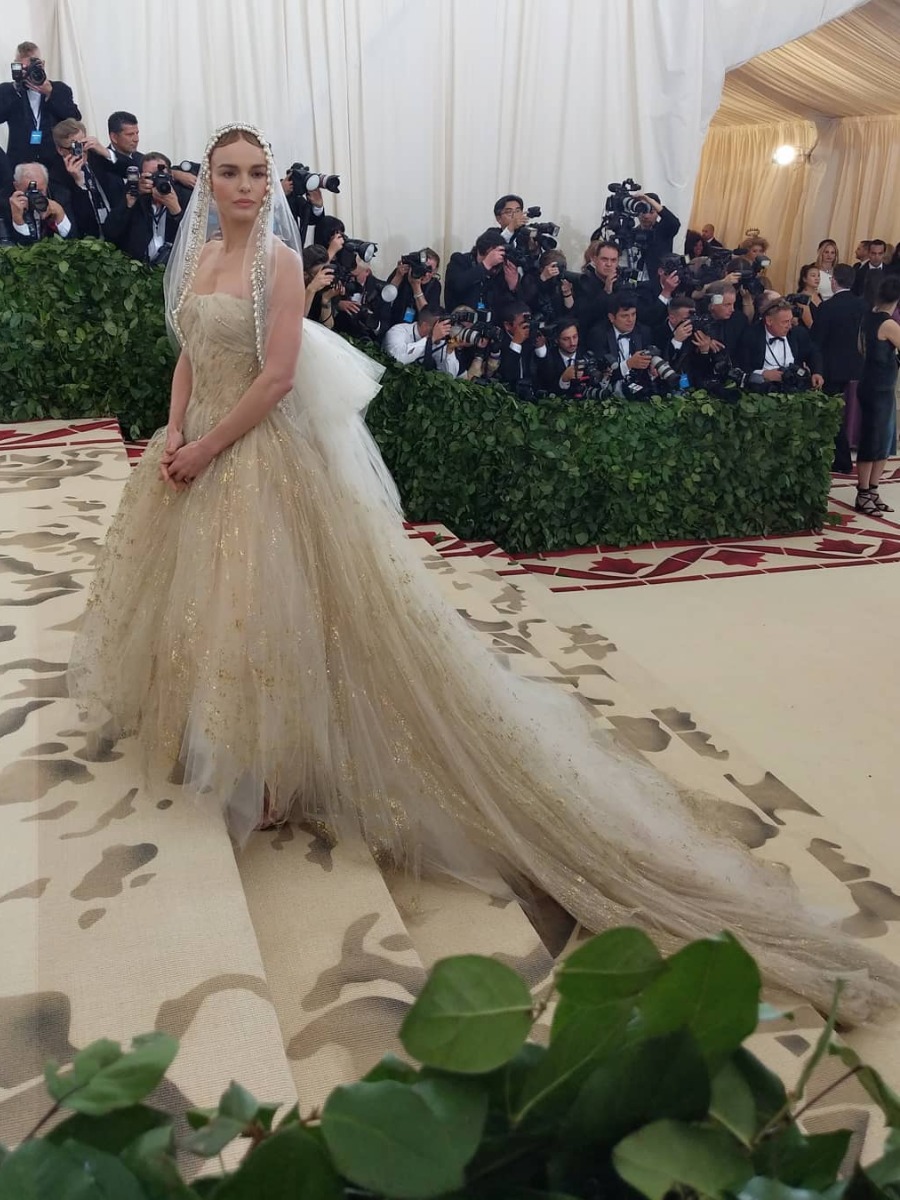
top-left (856, 274), bottom-right (900, 514)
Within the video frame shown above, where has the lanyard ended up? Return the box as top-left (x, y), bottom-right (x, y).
top-left (766, 337), bottom-right (788, 369)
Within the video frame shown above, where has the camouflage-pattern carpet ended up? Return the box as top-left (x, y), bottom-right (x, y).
top-left (2, 420), bottom-right (897, 1160)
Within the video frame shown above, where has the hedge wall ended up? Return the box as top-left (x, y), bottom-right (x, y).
top-left (0, 239), bottom-right (842, 552)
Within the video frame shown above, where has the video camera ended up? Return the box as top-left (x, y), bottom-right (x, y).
top-left (11, 57), bottom-right (46, 89)
top-left (505, 205), bottom-right (561, 270)
top-left (596, 179), bottom-right (653, 253)
top-left (287, 163), bottom-right (341, 195)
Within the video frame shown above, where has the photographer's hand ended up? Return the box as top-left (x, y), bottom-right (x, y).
top-left (337, 299), bottom-right (361, 315)
top-left (503, 259), bottom-right (520, 290)
top-left (327, 231), bottom-right (345, 261)
top-left (309, 267), bottom-right (336, 295)
top-left (482, 246), bottom-right (506, 271)
top-left (811, 373), bottom-right (824, 390)
top-left (540, 262), bottom-right (560, 283)
top-left (9, 191), bottom-right (27, 225)
top-left (171, 169), bottom-right (196, 191)
top-left (46, 199), bottom-right (66, 224)
top-left (27, 74), bottom-right (52, 98)
top-left (82, 135), bottom-right (107, 157)
top-left (561, 364), bottom-right (578, 383)
top-left (155, 190), bottom-right (182, 215)
top-left (430, 319), bottom-right (452, 344)
top-left (65, 152), bottom-right (86, 188)
top-left (661, 270), bottom-right (680, 298)
top-left (672, 319), bottom-right (693, 343)
top-left (627, 351), bottom-right (653, 370)
top-left (762, 369), bottom-right (783, 383)
top-left (631, 191), bottom-right (662, 214)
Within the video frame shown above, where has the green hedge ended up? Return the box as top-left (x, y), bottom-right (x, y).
top-left (0, 240), bottom-right (841, 552)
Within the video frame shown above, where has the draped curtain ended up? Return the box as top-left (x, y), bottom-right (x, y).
top-left (2, 0), bottom-right (863, 271)
top-left (690, 114), bottom-right (900, 293)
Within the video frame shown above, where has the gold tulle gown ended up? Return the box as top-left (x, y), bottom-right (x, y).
top-left (69, 292), bottom-right (900, 1021)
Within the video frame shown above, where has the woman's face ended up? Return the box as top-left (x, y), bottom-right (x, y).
top-left (819, 242), bottom-right (836, 266)
top-left (690, 237), bottom-right (704, 257)
top-left (210, 136), bottom-right (269, 223)
top-left (804, 267), bottom-right (821, 291)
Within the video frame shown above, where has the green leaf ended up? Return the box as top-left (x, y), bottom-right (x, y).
top-left (793, 982), bottom-right (843, 1101)
top-left (613, 1119), bottom-right (753, 1200)
top-left (0, 1138), bottom-right (147, 1199)
top-left (182, 1114), bottom-right (247, 1157)
top-left (400, 954), bottom-right (533, 1073)
top-left (866, 1128), bottom-right (900, 1187)
top-left (58, 259), bottom-right (70, 274)
top-left (46, 1104), bottom-right (172, 1155)
top-left (217, 1082), bottom-right (259, 1124)
top-left (753, 1127), bottom-right (851, 1190)
top-left (46, 1033), bottom-right (178, 1116)
top-left (513, 999), bottom-right (632, 1127)
top-left (831, 1044), bottom-right (900, 1127)
top-left (633, 933), bottom-right (761, 1068)
top-left (556, 927), bottom-right (665, 1004)
top-left (363, 1053), bottom-right (419, 1085)
top-left (321, 1076), bottom-right (488, 1199)
top-left (563, 1029), bottom-right (710, 1151)
top-left (209, 1125), bottom-right (342, 1199)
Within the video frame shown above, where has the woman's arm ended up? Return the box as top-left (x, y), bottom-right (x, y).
top-left (880, 317), bottom-right (900, 349)
top-left (167, 245), bottom-right (305, 482)
top-left (167, 351), bottom-right (192, 434)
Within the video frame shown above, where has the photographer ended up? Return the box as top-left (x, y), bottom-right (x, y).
top-left (590, 292), bottom-right (655, 388)
top-left (653, 296), bottom-right (696, 373)
top-left (738, 299), bottom-right (824, 391)
top-left (383, 306), bottom-right (460, 377)
top-left (313, 215), bottom-right (348, 262)
top-left (538, 320), bottom-right (590, 397)
top-left (636, 257), bottom-right (690, 329)
top-left (496, 302), bottom-right (548, 395)
top-left (282, 162), bottom-right (339, 245)
top-left (80, 111), bottom-right (144, 213)
top-left (577, 240), bottom-right (620, 340)
top-left (633, 190), bottom-right (681, 281)
top-left (51, 119), bottom-right (103, 238)
top-left (534, 249), bottom-right (578, 325)
top-left (332, 242), bottom-right (391, 342)
top-left (494, 194), bottom-right (528, 243)
top-left (687, 282), bottom-right (748, 387)
top-left (384, 249), bottom-right (442, 325)
top-left (444, 228), bottom-right (507, 313)
top-left (104, 152), bottom-right (187, 265)
top-left (302, 246), bottom-right (343, 330)
top-left (0, 41), bottom-right (81, 190)
top-left (7, 161), bottom-right (78, 243)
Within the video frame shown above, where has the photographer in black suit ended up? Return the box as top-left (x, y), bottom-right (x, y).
top-left (6, 161), bottom-right (79, 244)
top-left (444, 229), bottom-right (507, 313)
top-left (633, 191), bottom-right (681, 281)
top-left (81, 111), bottom-right (144, 214)
top-left (104, 152), bottom-right (186, 265)
top-left (812, 263), bottom-right (868, 472)
top-left (577, 240), bottom-right (620, 342)
top-left (538, 320), bottom-right (583, 396)
top-left (687, 283), bottom-right (748, 387)
top-left (853, 239), bottom-right (888, 305)
top-left (50, 119), bottom-right (103, 238)
top-left (496, 302), bottom-right (548, 395)
top-left (589, 291), bottom-right (654, 391)
top-left (738, 299), bottom-right (824, 390)
top-left (0, 41), bottom-right (81, 190)
top-left (652, 296), bottom-right (696, 372)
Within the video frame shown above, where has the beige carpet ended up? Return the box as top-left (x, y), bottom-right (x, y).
top-left (1, 420), bottom-right (896, 1161)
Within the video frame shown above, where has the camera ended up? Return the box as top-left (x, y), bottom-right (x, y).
top-left (784, 293), bottom-right (811, 322)
top-left (69, 140), bottom-right (84, 158)
top-left (287, 163), bottom-right (341, 195)
top-left (606, 179), bottom-right (652, 217)
top-left (734, 255), bottom-right (770, 298)
top-left (178, 160), bottom-right (201, 175)
top-left (125, 165), bottom-right (140, 197)
top-left (780, 363), bottom-right (812, 390)
top-left (642, 346), bottom-right (679, 387)
top-left (150, 165), bottom-right (173, 195)
top-left (343, 237), bottom-right (377, 263)
top-left (11, 56), bottom-right (46, 88)
top-left (24, 181), bottom-right (49, 217)
top-left (505, 204), bottom-right (561, 269)
top-left (659, 253), bottom-right (696, 295)
top-left (400, 250), bottom-right (434, 279)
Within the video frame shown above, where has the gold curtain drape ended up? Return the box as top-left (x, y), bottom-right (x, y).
top-left (690, 115), bottom-right (900, 294)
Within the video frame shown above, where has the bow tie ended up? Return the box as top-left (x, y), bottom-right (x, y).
top-left (767, 335), bottom-right (785, 344)
top-left (617, 333), bottom-right (630, 342)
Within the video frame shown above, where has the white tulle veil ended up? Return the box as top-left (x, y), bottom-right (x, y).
top-left (162, 123), bottom-right (398, 472)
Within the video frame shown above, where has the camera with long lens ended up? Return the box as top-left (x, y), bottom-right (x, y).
top-left (342, 237), bottom-right (378, 264)
top-left (287, 162), bottom-right (341, 195)
top-left (24, 181), bottom-right (49, 217)
top-left (642, 345), bottom-right (679, 389)
top-left (400, 250), bottom-right (434, 280)
top-left (660, 253), bottom-right (696, 295)
top-left (505, 204), bottom-right (561, 269)
top-left (734, 255), bottom-right (770, 298)
top-left (125, 165), bottom-right (140, 197)
top-left (595, 179), bottom-right (654, 253)
top-left (11, 57), bottom-right (46, 88)
top-left (569, 351), bottom-right (612, 401)
top-left (448, 308), bottom-right (502, 353)
top-left (150, 165), bottom-right (173, 195)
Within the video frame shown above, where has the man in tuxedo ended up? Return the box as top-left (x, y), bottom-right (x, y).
top-left (51, 119), bottom-right (106, 237)
top-left (0, 42), bottom-right (81, 190)
top-left (496, 303), bottom-right (548, 394)
top-left (738, 300), bottom-right (824, 390)
top-left (104, 152), bottom-right (186, 264)
top-left (538, 320), bottom-right (583, 396)
top-left (853, 239), bottom-right (887, 304)
top-left (687, 283), bottom-right (748, 386)
top-left (589, 292), bottom-right (655, 393)
top-left (652, 296), bottom-right (695, 372)
top-left (82, 111), bottom-right (144, 212)
top-left (636, 259), bottom-right (687, 330)
top-left (444, 229), bottom-right (507, 313)
top-left (812, 262), bottom-right (868, 471)
top-left (7, 161), bottom-right (79, 244)
top-left (701, 223), bottom-right (724, 250)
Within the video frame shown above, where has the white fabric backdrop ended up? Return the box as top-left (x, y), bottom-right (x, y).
top-left (1, 0), bottom-right (863, 269)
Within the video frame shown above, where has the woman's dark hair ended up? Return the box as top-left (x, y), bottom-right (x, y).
top-left (684, 229), bottom-right (707, 258)
top-left (314, 215), bottom-right (346, 248)
top-left (797, 263), bottom-right (819, 291)
top-left (875, 274), bottom-right (900, 306)
top-left (302, 244), bottom-right (328, 284)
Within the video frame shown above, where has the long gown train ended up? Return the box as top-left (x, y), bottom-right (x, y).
top-left (69, 294), bottom-right (900, 1022)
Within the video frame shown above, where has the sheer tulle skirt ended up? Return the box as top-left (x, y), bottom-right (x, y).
top-left (69, 308), bottom-right (900, 1023)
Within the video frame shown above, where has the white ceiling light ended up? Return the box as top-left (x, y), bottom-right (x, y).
top-left (772, 144), bottom-right (799, 166)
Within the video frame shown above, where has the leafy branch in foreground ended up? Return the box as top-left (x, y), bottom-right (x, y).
top-left (1, 929), bottom-right (898, 1199)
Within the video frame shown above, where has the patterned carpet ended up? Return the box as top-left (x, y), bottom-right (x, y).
top-left (2, 419), bottom-right (898, 1158)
